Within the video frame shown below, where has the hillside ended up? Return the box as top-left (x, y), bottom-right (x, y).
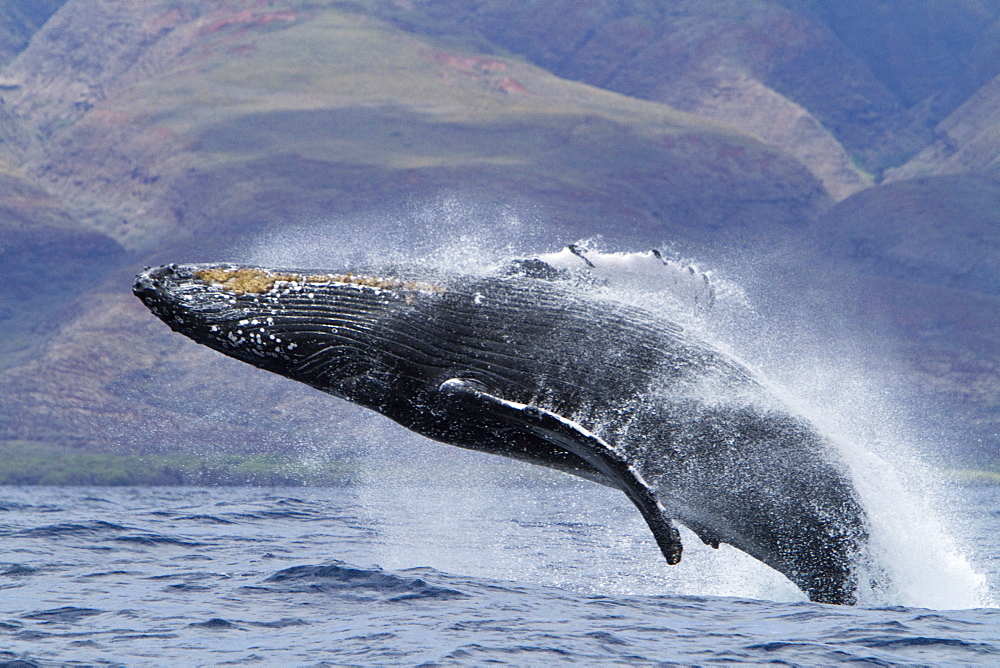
top-left (887, 72), bottom-right (1000, 180)
top-left (807, 172), bottom-right (1000, 450)
top-left (0, 0), bottom-right (828, 457)
top-left (0, 156), bottom-right (123, 369)
top-left (0, 0), bottom-right (996, 474)
top-left (395, 0), bottom-right (1000, 181)
top-left (0, 0), bottom-right (66, 66)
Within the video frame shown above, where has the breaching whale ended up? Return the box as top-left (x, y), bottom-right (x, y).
top-left (133, 254), bottom-right (872, 604)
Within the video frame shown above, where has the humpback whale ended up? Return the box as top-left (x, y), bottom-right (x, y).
top-left (134, 255), bottom-right (872, 604)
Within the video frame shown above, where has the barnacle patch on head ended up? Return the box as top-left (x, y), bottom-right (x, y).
top-left (194, 267), bottom-right (444, 295)
top-left (195, 267), bottom-right (285, 294)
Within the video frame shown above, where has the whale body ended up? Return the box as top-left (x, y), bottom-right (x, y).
top-left (134, 258), bottom-right (871, 604)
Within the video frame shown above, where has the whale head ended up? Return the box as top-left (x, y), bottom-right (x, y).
top-left (133, 263), bottom-right (455, 404)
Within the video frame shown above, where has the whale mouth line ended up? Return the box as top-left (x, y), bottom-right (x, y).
top-left (192, 266), bottom-right (446, 296)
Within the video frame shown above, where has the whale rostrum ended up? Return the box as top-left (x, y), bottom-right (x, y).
top-left (134, 259), bottom-right (872, 604)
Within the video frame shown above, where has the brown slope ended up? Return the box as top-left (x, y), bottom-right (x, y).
top-left (0, 0), bottom-right (68, 66)
top-left (398, 0), bottom-right (875, 198)
top-left (779, 1), bottom-right (1000, 121)
top-left (7, 0), bottom-right (829, 252)
top-left (812, 172), bottom-right (1000, 294)
top-left (0, 157), bottom-right (123, 370)
top-left (886, 72), bottom-right (1000, 181)
top-left (395, 0), bottom-right (1000, 181)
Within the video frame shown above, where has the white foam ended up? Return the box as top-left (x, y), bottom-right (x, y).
top-left (542, 245), bottom-right (711, 296)
top-left (534, 247), bottom-right (992, 609)
top-left (752, 337), bottom-right (992, 609)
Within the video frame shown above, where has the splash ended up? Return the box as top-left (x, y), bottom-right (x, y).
top-left (761, 367), bottom-right (992, 609)
top-left (539, 248), bottom-right (992, 607)
top-left (547, 247), bottom-right (991, 609)
top-left (225, 199), bottom-right (990, 609)
top-left (535, 244), bottom-right (716, 313)
top-left (234, 193), bottom-right (553, 272)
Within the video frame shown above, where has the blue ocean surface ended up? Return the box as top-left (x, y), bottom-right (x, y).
top-left (1, 472), bottom-right (998, 665)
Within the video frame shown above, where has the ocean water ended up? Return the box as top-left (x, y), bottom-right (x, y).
top-left (1, 475), bottom-right (998, 666)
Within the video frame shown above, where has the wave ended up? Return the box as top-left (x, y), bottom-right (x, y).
top-left (12, 520), bottom-right (130, 538)
top-left (112, 533), bottom-right (204, 547)
top-left (248, 561), bottom-right (469, 602)
top-left (21, 607), bottom-right (103, 623)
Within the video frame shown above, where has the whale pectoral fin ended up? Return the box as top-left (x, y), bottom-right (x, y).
top-left (685, 520), bottom-right (722, 549)
top-left (439, 379), bottom-right (682, 565)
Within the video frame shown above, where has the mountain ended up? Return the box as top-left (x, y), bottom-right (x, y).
top-left (2, 0), bottom-right (838, 253)
top-left (806, 171), bottom-right (1000, 454)
top-left (886, 72), bottom-right (1000, 180)
top-left (0, 0), bottom-right (66, 66)
top-left (0, 0), bottom-right (996, 471)
top-left (0, 156), bottom-right (123, 369)
top-left (0, 0), bottom-right (828, 456)
top-left (395, 0), bottom-right (1000, 181)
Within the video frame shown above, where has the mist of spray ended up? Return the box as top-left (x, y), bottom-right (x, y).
top-left (697, 259), bottom-right (993, 609)
top-left (512, 243), bottom-right (992, 607)
top-left (235, 194), bottom-right (553, 272)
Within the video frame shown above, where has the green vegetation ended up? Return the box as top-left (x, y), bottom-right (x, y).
top-left (6, 437), bottom-right (998, 488)
top-left (0, 441), bottom-right (353, 486)
top-left (947, 469), bottom-right (1000, 485)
